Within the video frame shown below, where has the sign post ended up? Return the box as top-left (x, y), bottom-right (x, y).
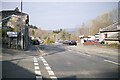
top-left (9, 38), bottom-right (11, 48)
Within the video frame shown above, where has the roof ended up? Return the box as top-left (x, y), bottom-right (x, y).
top-left (100, 22), bottom-right (120, 32)
top-left (0, 9), bottom-right (28, 19)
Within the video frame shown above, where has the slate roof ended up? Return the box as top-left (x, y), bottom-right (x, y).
top-left (100, 22), bottom-right (120, 32)
top-left (0, 9), bottom-right (28, 19)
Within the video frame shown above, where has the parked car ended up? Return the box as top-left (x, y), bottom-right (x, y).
top-left (84, 40), bottom-right (98, 44)
top-left (93, 39), bottom-right (99, 42)
top-left (63, 41), bottom-right (71, 44)
top-left (99, 41), bottom-right (105, 44)
top-left (69, 41), bottom-right (77, 45)
top-left (32, 40), bottom-right (40, 45)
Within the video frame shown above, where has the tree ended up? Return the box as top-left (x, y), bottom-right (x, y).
top-left (32, 30), bottom-right (35, 36)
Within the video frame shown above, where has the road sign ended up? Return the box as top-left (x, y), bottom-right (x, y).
top-left (7, 31), bottom-right (18, 35)
top-left (7, 31), bottom-right (18, 38)
top-left (8, 35), bottom-right (18, 38)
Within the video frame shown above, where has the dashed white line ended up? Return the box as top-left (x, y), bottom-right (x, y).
top-left (39, 56), bottom-right (57, 80)
top-left (42, 60), bottom-right (47, 63)
top-left (46, 67), bottom-right (51, 70)
top-left (44, 63), bottom-right (49, 66)
top-left (36, 76), bottom-right (42, 78)
top-left (34, 63), bottom-right (39, 66)
top-left (36, 76), bottom-right (42, 80)
top-left (48, 71), bottom-right (55, 75)
top-left (33, 57), bottom-right (42, 80)
top-left (50, 76), bottom-right (57, 78)
top-left (104, 59), bottom-right (120, 65)
top-left (33, 58), bottom-right (38, 62)
top-left (41, 58), bottom-right (46, 61)
top-left (34, 66), bottom-right (40, 70)
top-left (35, 70), bottom-right (41, 75)
top-left (40, 57), bottom-right (44, 59)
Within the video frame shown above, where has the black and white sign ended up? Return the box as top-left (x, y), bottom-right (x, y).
top-left (7, 31), bottom-right (18, 38)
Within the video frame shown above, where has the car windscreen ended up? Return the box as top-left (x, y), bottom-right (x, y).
top-left (86, 40), bottom-right (91, 42)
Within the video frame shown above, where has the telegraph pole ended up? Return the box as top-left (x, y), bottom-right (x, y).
top-left (21, 0), bottom-right (24, 49)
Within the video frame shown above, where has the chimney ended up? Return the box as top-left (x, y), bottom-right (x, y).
top-left (14, 7), bottom-right (19, 12)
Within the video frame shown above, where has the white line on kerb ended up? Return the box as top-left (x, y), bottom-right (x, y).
top-left (104, 59), bottom-right (120, 65)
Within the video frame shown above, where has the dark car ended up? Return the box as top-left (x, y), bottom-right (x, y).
top-left (69, 41), bottom-right (77, 45)
top-left (32, 40), bottom-right (40, 45)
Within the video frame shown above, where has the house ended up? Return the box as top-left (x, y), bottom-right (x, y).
top-left (1, 7), bottom-right (30, 49)
top-left (79, 35), bottom-right (95, 43)
top-left (95, 33), bottom-right (100, 40)
top-left (1, 7), bottom-right (29, 29)
top-left (99, 22), bottom-right (120, 44)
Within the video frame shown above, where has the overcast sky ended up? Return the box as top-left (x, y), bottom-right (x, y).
top-left (2, 2), bottom-right (118, 30)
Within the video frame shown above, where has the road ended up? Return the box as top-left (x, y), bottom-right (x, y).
top-left (2, 44), bottom-right (119, 80)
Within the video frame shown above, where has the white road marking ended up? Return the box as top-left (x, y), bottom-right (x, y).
top-left (42, 60), bottom-right (47, 63)
top-left (36, 76), bottom-right (42, 80)
top-left (69, 46), bottom-right (77, 47)
top-left (87, 54), bottom-right (91, 56)
top-left (50, 76), bottom-right (57, 78)
top-left (34, 66), bottom-right (40, 69)
top-left (36, 76), bottom-right (42, 78)
top-left (35, 71), bottom-right (41, 75)
top-left (104, 59), bottom-right (120, 65)
top-left (48, 71), bottom-right (55, 75)
top-left (39, 56), bottom-right (57, 79)
top-left (46, 67), bottom-right (51, 70)
top-left (40, 57), bottom-right (44, 59)
top-left (34, 60), bottom-right (38, 62)
top-left (44, 63), bottom-right (49, 66)
top-left (33, 57), bottom-right (38, 63)
top-left (34, 63), bottom-right (39, 66)
top-left (33, 57), bottom-right (42, 80)
top-left (41, 58), bottom-right (46, 61)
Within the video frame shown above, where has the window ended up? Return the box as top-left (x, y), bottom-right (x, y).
top-left (105, 34), bottom-right (107, 38)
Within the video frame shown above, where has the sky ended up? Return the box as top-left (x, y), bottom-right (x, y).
top-left (2, 2), bottom-right (118, 30)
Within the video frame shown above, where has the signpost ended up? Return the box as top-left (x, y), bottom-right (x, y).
top-left (7, 31), bottom-right (18, 49)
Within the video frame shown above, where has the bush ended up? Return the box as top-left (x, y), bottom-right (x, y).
top-left (109, 43), bottom-right (118, 46)
top-left (49, 41), bottom-right (55, 43)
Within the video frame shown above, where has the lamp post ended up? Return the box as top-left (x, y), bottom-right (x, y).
top-left (21, 0), bottom-right (24, 49)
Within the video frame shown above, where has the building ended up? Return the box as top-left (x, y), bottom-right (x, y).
top-left (0, 7), bottom-right (30, 49)
top-left (99, 22), bottom-right (120, 44)
top-left (79, 35), bottom-right (95, 43)
top-left (95, 33), bottom-right (100, 40)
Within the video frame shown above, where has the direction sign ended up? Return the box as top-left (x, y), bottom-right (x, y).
top-left (8, 35), bottom-right (18, 38)
top-left (7, 31), bottom-right (18, 38)
top-left (7, 31), bottom-right (18, 35)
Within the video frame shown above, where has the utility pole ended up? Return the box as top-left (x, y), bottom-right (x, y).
top-left (21, 0), bottom-right (24, 49)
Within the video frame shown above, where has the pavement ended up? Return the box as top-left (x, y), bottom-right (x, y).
top-left (1, 44), bottom-right (119, 80)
